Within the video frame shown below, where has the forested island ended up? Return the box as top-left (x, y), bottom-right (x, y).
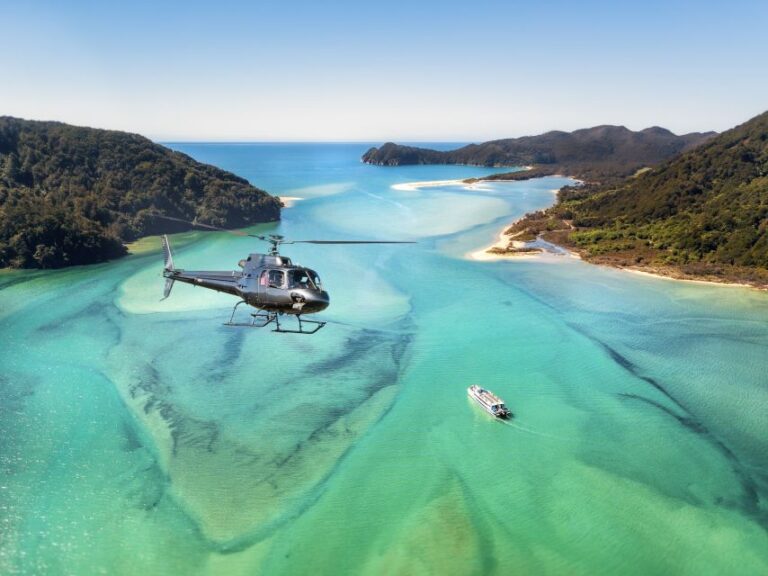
top-left (363, 125), bottom-right (715, 182)
top-left (0, 117), bottom-right (281, 269)
top-left (506, 111), bottom-right (768, 286)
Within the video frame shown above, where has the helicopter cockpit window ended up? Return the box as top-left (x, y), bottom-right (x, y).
top-left (268, 270), bottom-right (285, 288)
top-left (288, 269), bottom-right (322, 290)
top-left (309, 271), bottom-right (322, 290)
top-left (289, 270), bottom-right (311, 289)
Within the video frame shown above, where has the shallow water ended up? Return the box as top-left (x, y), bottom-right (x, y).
top-left (1, 144), bottom-right (767, 575)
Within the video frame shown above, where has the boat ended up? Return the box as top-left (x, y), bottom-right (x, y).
top-left (467, 384), bottom-right (511, 418)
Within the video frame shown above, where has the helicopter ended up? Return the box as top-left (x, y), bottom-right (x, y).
top-left (159, 219), bottom-right (413, 334)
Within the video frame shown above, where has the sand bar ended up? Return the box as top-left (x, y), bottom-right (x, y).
top-left (279, 196), bottom-right (303, 207)
top-left (391, 179), bottom-right (467, 191)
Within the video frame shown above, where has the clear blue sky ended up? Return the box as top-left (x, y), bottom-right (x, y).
top-left (3, 0), bottom-right (767, 141)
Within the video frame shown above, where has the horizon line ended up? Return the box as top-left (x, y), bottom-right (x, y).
top-left (158, 139), bottom-right (475, 144)
top-left (2, 113), bottom-right (728, 144)
top-left (145, 124), bottom-right (722, 144)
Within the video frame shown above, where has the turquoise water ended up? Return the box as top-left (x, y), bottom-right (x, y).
top-left (1, 144), bottom-right (767, 575)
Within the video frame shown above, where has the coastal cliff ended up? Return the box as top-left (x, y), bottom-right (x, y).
top-left (0, 117), bottom-right (281, 268)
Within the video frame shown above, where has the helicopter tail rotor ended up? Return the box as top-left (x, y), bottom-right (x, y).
top-left (162, 235), bottom-right (175, 271)
top-left (162, 277), bottom-right (175, 300)
top-left (161, 235), bottom-right (176, 300)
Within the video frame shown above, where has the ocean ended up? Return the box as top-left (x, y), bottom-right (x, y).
top-left (1, 143), bottom-right (767, 575)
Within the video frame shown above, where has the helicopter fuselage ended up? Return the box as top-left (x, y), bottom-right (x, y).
top-left (164, 252), bottom-right (330, 316)
top-left (159, 230), bottom-right (411, 333)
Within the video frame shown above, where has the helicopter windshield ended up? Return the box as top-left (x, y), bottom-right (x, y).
top-left (289, 269), bottom-right (322, 290)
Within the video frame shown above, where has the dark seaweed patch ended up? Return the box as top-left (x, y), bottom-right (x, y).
top-left (0, 274), bottom-right (45, 291)
top-left (122, 420), bottom-right (144, 452)
top-left (451, 472), bottom-right (501, 575)
top-left (213, 327), bottom-right (414, 551)
top-left (598, 340), bottom-right (682, 409)
top-left (131, 359), bottom-right (222, 456)
top-left (617, 393), bottom-right (706, 434)
top-left (202, 328), bottom-right (247, 381)
top-left (560, 320), bottom-right (767, 528)
top-left (121, 321), bottom-right (414, 552)
top-left (302, 328), bottom-right (384, 374)
top-left (568, 326), bottom-right (768, 529)
top-left (255, 329), bottom-right (408, 475)
top-left (617, 391), bottom-right (765, 525)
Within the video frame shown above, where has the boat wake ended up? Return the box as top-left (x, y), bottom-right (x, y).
top-left (499, 419), bottom-right (573, 441)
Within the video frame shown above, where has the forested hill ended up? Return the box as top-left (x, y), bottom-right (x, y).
top-left (363, 126), bottom-right (715, 182)
top-left (0, 117), bottom-right (281, 268)
top-left (515, 110), bottom-right (768, 285)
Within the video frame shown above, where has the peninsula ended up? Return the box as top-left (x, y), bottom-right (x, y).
top-left (364, 115), bottom-right (768, 287)
top-left (0, 117), bottom-right (281, 269)
top-left (362, 125), bottom-right (715, 183)
top-left (506, 110), bottom-right (768, 287)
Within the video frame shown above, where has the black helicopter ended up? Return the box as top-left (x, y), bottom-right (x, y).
top-left (160, 221), bottom-right (412, 334)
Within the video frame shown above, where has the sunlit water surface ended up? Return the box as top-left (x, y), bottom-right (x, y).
top-left (1, 144), bottom-right (767, 575)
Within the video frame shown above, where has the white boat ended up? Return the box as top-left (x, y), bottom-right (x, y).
top-left (468, 384), bottom-right (511, 418)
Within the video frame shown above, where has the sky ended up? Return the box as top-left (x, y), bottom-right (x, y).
top-left (2, 0), bottom-right (767, 141)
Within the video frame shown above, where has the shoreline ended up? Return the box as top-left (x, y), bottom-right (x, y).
top-left (390, 173), bottom-right (766, 291)
top-left (609, 265), bottom-right (763, 290)
top-left (279, 196), bottom-right (303, 207)
top-left (475, 215), bottom-right (765, 290)
top-left (452, 177), bottom-right (766, 291)
top-left (467, 229), bottom-right (542, 261)
top-left (466, 218), bottom-right (580, 263)
top-left (471, 210), bottom-right (765, 290)
top-left (466, 187), bottom-right (567, 262)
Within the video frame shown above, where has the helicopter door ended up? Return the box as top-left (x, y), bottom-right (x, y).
top-left (264, 270), bottom-right (291, 307)
top-left (256, 270), bottom-right (269, 304)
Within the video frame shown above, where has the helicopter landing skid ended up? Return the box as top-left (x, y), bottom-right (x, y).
top-left (224, 301), bottom-right (326, 334)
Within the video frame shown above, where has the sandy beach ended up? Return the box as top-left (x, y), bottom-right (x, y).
top-left (467, 230), bottom-right (541, 261)
top-left (618, 267), bottom-right (760, 289)
top-left (467, 240), bottom-right (579, 263)
top-left (466, 187), bottom-right (569, 262)
top-left (279, 196), bottom-right (303, 207)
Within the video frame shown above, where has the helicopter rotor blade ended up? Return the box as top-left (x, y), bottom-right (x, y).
top-left (289, 240), bottom-right (416, 245)
top-left (149, 214), bottom-right (266, 239)
top-left (147, 214), bottom-right (415, 247)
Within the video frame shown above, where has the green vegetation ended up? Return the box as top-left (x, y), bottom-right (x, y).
top-left (0, 117), bottom-right (281, 268)
top-left (363, 125), bottom-right (715, 182)
top-left (514, 111), bottom-right (768, 286)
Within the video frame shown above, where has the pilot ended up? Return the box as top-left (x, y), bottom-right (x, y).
top-left (268, 270), bottom-right (284, 288)
top-left (290, 270), bottom-right (309, 289)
